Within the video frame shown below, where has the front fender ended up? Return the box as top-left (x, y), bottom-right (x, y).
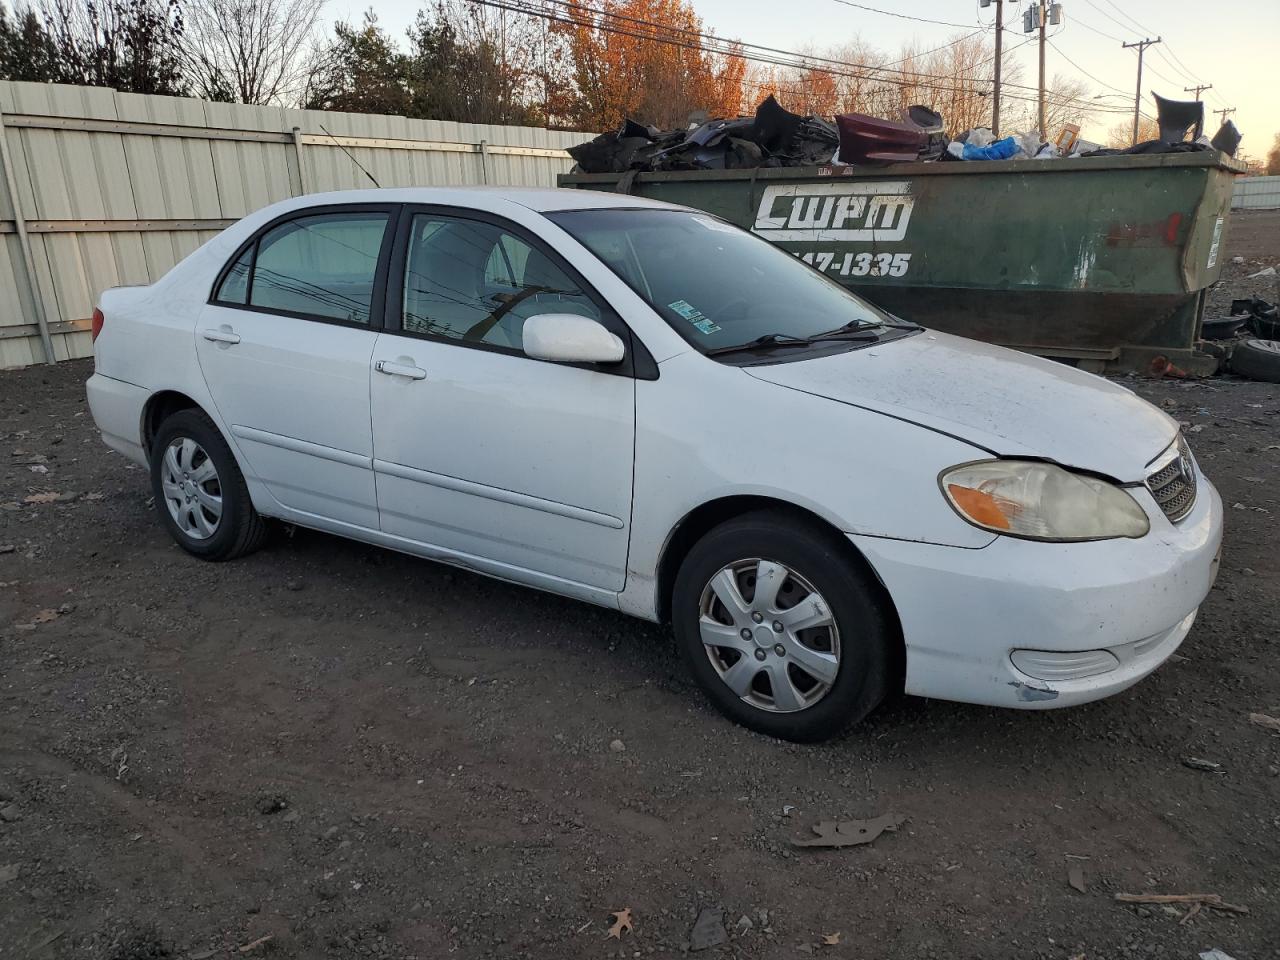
top-left (620, 351), bottom-right (995, 619)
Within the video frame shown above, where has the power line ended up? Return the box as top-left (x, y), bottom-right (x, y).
top-left (491, 0), bottom-right (1132, 113)
top-left (826, 0), bottom-right (977, 29)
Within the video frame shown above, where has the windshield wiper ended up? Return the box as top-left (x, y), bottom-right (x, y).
top-left (703, 333), bottom-right (815, 357)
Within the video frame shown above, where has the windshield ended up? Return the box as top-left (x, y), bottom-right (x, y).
top-left (547, 208), bottom-right (894, 353)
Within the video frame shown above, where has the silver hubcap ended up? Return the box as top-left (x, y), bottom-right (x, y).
top-left (698, 558), bottom-right (840, 713)
top-left (160, 437), bottom-right (222, 540)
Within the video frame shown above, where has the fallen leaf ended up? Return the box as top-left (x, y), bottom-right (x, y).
top-left (82, 492), bottom-right (105, 501)
top-left (23, 492), bottom-right (60, 504)
top-left (31, 609), bottom-right (59, 624)
top-left (1248, 712), bottom-right (1280, 732)
top-left (822, 932), bottom-right (841, 946)
top-left (792, 812), bottom-right (906, 848)
top-left (606, 907), bottom-right (633, 939)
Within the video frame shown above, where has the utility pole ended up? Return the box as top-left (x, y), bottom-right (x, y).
top-left (1214, 106), bottom-right (1236, 126)
top-left (1122, 37), bottom-right (1161, 146)
top-left (1037, 0), bottom-right (1047, 140)
top-left (992, 0), bottom-right (1003, 137)
top-left (1183, 83), bottom-right (1212, 101)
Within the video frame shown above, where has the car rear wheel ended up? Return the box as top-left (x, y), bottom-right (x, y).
top-left (672, 511), bottom-right (895, 742)
top-left (150, 409), bottom-right (266, 561)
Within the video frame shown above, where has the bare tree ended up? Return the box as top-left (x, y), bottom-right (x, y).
top-left (181, 0), bottom-right (324, 104)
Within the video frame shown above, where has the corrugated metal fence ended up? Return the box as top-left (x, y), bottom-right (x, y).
top-left (1232, 175), bottom-right (1280, 211)
top-left (0, 80), bottom-right (589, 368)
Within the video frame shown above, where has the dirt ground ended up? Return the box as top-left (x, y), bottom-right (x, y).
top-left (3, 297), bottom-right (1280, 957)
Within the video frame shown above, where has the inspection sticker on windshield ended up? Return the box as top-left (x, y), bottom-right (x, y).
top-left (669, 299), bottom-right (721, 335)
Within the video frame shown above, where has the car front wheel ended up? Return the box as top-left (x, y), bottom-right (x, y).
top-left (672, 511), bottom-right (895, 742)
top-left (150, 408), bottom-right (266, 561)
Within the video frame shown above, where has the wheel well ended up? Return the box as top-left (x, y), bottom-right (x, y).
top-left (142, 391), bottom-right (204, 456)
top-left (655, 495), bottom-right (906, 690)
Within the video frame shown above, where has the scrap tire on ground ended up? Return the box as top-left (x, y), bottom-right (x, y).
top-left (1230, 339), bottom-right (1280, 384)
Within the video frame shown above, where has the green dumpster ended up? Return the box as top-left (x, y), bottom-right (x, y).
top-left (560, 151), bottom-right (1245, 372)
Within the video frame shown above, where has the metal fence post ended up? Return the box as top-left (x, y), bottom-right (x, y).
top-left (0, 108), bottom-right (56, 364)
top-left (290, 126), bottom-right (308, 196)
top-left (478, 139), bottom-right (490, 185)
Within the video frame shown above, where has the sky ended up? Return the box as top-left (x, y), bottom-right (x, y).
top-left (329, 0), bottom-right (1276, 161)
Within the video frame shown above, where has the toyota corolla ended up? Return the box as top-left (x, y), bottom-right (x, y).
top-left (86, 187), bottom-right (1223, 742)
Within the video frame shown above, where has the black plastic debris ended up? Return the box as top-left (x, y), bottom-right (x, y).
top-left (1153, 92), bottom-right (1204, 143)
top-left (904, 105), bottom-right (947, 161)
top-left (1230, 298), bottom-right (1280, 340)
top-left (1210, 119), bottom-right (1242, 157)
top-left (567, 95), bottom-right (838, 174)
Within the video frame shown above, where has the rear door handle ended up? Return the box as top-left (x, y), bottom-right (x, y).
top-left (375, 360), bottom-right (427, 380)
top-left (202, 327), bottom-right (241, 345)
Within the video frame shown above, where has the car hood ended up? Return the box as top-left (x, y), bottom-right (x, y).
top-left (745, 331), bottom-right (1178, 483)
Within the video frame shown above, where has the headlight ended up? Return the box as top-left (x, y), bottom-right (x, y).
top-left (941, 460), bottom-right (1150, 541)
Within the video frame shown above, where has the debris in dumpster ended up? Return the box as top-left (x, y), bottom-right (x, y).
top-left (1154, 92), bottom-right (1204, 143)
top-left (1181, 756), bottom-right (1223, 773)
top-left (1231, 340), bottom-right (1280, 383)
top-left (792, 812), bottom-right (906, 848)
top-left (836, 112), bottom-right (926, 164)
top-left (569, 96), bottom-right (837, 174)
top-left (950, 136), bottom-right (1020, 161)
top-left (1210, 120), bottom-right (1242, 157)
top-left (569, 91), bottom-right (1240, 175)
top-left (606, 907), bottom-right (634, 939)
top-left (688, 907), bottom-right (726, 951)
top-left (1248, 712), bottom-right (1280, 731)
top-left (1114, 892), bottom-right (1248, 916)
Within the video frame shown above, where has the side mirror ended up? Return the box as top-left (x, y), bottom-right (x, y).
top-left (522, 313), bottom-right (625, 365)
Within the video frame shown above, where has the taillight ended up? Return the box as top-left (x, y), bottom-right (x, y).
top-left (91, 307), bottom-right (105, 342)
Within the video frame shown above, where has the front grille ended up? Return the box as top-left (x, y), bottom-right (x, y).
top-left (1146, 436), bottom-right (1197, 522)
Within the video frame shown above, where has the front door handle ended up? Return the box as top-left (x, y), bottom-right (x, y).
top-left (202, 327), bottom-right (241, 345)
top-left (375, 360), bottom-right (427, 380)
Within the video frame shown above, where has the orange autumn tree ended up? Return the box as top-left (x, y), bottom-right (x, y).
top-left (562, 0), bottom-right (745, 129)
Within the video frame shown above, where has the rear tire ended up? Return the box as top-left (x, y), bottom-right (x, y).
top-left (672, 510), bottom-right (895, 742)
top-left (150, 409), bottom-right (266, 561)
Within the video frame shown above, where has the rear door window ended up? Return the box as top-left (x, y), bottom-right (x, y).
top-left (214, 211), bottom-right (392, 326)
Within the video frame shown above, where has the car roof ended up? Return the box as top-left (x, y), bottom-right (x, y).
top-left (274, 185), bottom-right (685, 215)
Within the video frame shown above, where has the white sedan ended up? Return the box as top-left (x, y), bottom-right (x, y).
top-left (86, 187), bottom-right (1223, 742)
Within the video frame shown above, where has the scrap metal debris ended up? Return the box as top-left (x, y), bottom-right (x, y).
top-left (1114, 893), bottom-right (1249, 916)
top-left (791, 812), bottom-right (906, 848)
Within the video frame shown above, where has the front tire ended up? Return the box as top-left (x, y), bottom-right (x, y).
top-left (150, 409), bottom-right (266, 561)
top-left (672, 511), bottom-right (895, 742)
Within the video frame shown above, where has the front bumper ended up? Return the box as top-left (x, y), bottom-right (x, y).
top-left (852, 469), bottom-right (1223, 709)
